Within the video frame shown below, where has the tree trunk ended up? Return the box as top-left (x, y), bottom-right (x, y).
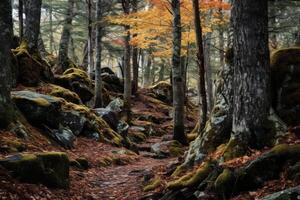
top-left (171, 0), bottom-right (186, 144)
top-left (38, 36), bottom-right (47, 57)
top-left (82, 40), bottom-right (88, 69)
top-left (192, 0), bottom-right (207, 132)
top-left (226, 0), bottom-right (270, 159)
top-left (58, 0), bottom-right (75, 72)
top-left (49, 0), bottom-right (54, 54)
top-left (122, 0), bottom-right (132, 123)
top-left (158, 60), bottom-right (165, 82)
top-left (143, 51), bottom-right (152, 87)
top-left (269, 1), bottom-right (278, 49)
top-left (0, 0), bottom-right (15, 128)
top-left (132, 0), bottom-right (139, 94)
top-left (218, 0), bottom-right (225, 66)
top-left (94, 0), bottom-right (103, 108)
top-left (24, 0), bottom-right (42, 52)
top-left (296, 16), bottom-right (300, 46)
top-left (87, 0), bottom-right (94, 79)
top-left (204, 34), bottom-right (214, 112)
top-left (18, 0), bottom-right (23, 39)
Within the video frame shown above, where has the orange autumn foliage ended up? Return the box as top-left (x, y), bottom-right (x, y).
top-left (109, 0), bottom-right (230, 57)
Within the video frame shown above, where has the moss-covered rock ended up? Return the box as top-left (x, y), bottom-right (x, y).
top-left (143, 177), bottom-right (161, 192)
top-left (12, 41), bottom-right (54, 86)
top-left (149, 81), bottom-right (172, 104)
top-left (54, 68), bottom-right (94, 103)
top-left (151, 140), bottom-right (184, 158)
top-left (271, 47), bottom-right (300, 125)
top-left (167, 162), bottom-right (214, 190)
top-left (0, 152), bottom-right (69, 188)
top-left (11, 90), bottom-right (127, 147)
top-left (37, 84), bottom-right (82, 104)
top-left (261, 185), bottom-right (300, 200)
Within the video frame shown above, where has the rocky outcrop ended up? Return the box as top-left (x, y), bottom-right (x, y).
top-left (0, 152), bottom-right (69, 188)
top-left (12, 42), bottom-right (54, 86)
top-left (271, 47), bottom-right (300, 126)
top-left (261, 185), bottom-right (300, 200)
top-left (54, 68), bottom-right (94, 103)
top-left (11, 90), bottom-right (125, 147)
top-left (149, 81), bottom-right (172, 104)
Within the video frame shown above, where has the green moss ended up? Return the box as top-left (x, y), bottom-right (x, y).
top-left (128, 131), bottom-right (147, 143)
top-left (271, 47), bottom-right (300, 68)
top-left (98, 157), bottom-right (113, 167)
top-left (223, 138), bottom-right (246, 161)
top-left (169, 141), bottom-right (184, 157)
top-left (270, 144), bottom-right (300, 157)
top-left (214, 168), bottom-right (235, 193)
top-left (167, 162), bottom-right (213, 190)
top-left (171, 165), bottom-right (186, 177)
top-left (143, 178), bottom-right (161, 192)
top-left (47, 84), bottom-right (81, 104)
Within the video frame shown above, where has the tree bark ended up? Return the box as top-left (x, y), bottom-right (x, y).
top-left (226, 0), bottom-right (270, 158)
top-left (24, 0), bottom-right (42, 52)
top-left (192, 0), bottom-right (207, 132)
top-left (49, 0), bottom-right (54, 54)
top-left (158, 60), bottom-right (165, 82)
top-left (171, 0), bottom-right (186, 144)
top-left (0, 0), bottom-right (15, 127)
top-left (18, 0), bottom-right (23, 39)
top-left (87, 0), bottom-right (94, 79)
top-left (143, 51), bottom-right (152, 87)
top-left (122, 0), bottom-right (132, 123)
top-left (132, 0), bottom-right (139, 94)
top-left (204, 34), bottom-right (214, 112)
top-left (296, 16), bottom-right (300, 46)
top-left (58, 0), bottom-right (75, 71)
top-left (94, 0), bottom-right (103, 108)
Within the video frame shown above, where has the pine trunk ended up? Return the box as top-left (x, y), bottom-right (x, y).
top-left (171, 0), bottom-right (186, 144)
top-left (132, 0), bottom-right (139, 94)
top-left (192, 0), bottom-right (207, 132)
top-left (94, 0), bottom-right (103, 108)
top-left (58, 0), bottom-right (75, 71)
top-left (227, 0), bottom-right (270, 158)
top-left (24, 0), bottom-right (42, 51)
top-left (18, 0), bottom-right (23, 39)
top-left (0, 0), bottom-right (15, 127)
top-left (87, 0), bottom-right (94, 79)
top-left (122, 0), bottom-right (132, 123)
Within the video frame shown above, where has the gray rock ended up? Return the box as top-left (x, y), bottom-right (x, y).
top-left (261, 185), bottom-right (300, 200)
top-left (0, 152), bottom-right (69, 188)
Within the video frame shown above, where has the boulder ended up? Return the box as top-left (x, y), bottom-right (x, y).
top-left (261, 185), bottom-right (300, 200)
top-left (44, 127), bottom-right (75, 149)
top-left (106, 98), bottom-right (124, 114)
top-left (0, 152), bottom-right (69, 188)
top-left (102, 73), bottom-right (124, 93)
top-left (12, 42), bottom-right (54, 86)
top-left (54, 68), bottom-right (94, 103)
top-left (149, 81), bottom-right (172, 104)
top-left (11, 90), bottom-right (125, 147)
top-left (94, 108), bottom-right (119, 131)
top-left (101, 67), bottom-right (116, 75)
top-left (151, 140), bottom-right (184, 158)
top-left (271, 47), bottom-right (300, 125)
top-left (37, 84), bottom-right (82, 104)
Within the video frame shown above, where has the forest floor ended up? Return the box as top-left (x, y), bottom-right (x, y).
top-left (0, 89), bottom-right (196, 200)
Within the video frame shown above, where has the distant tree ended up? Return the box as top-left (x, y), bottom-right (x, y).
top-left (122, 0), bottom-right (132, 122)
top-left (94, 0), bottom-right (104, 108)
top-left (0, 0), bottom-right (15, 127)
top-left (87, 0), bottom-right (94, 78)
top-left (24, 0), bottom-right (42, 51)
top-left (18, 0), bottom-right (24, 39)
top-left (57, 0), bottom-right (75, 71)
top-left (192, 0), bottom-right (207, 132)
top-left (171, 0), bottom-right (186, 144)
top-left (132, 0), bottom-right (139, 94)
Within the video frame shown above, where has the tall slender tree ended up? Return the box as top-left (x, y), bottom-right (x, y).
top-left (58, 0), bottom-right (75, 71)
top-left (0, 0), bottom-right (15, 128)
top-left (18, 0), bottom-right (23, 39)
top-left (94, 0), bottom-right (103, 108)
top-left (192, 0), bottom-right (207, 132)
top-left (24, 0), bottom-right (42, 51)
top-left (132, 0), bottom-right (139, 94)
top-left (87, 0), bottom-right (94, 78)
top-left (122, 0), bottom-right (132, 122)
top-left (171, 0), bottom-right (186, 144)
